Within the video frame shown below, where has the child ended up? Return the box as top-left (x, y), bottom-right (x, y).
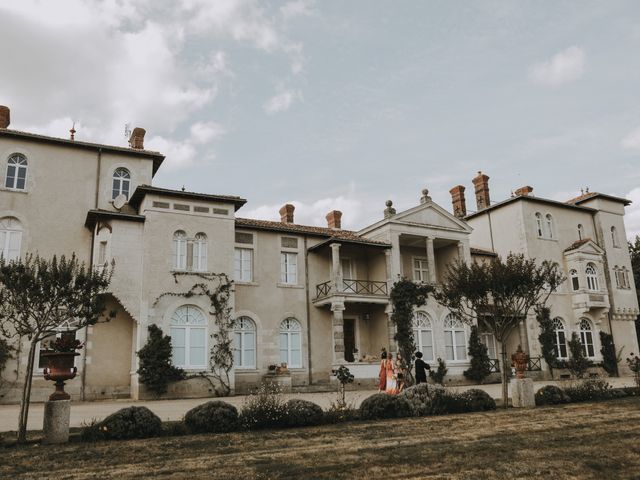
top-left (414, 351), bottom-right (430, 384)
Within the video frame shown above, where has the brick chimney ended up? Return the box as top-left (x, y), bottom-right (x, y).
top-left (326, 210), bottom-right (342, 229)
top-left (279, 203), bottom-right (295, 223)
top-left (0, 106), bottom-right (10, 129)
top-left (514, 186), bottom-right (533, 197)
top-left (472, 171), bottom-right (490, 211)
top-left (449, 185), bottom-right (467, 218)
top-left (129, 127), bottom-right (146, 150)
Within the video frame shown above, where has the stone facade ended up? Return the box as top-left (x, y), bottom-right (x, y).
top-left (1, 109), bottom-right (638, 403)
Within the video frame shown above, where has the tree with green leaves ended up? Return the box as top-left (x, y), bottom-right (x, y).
top-left (599, 331), bottom-right (620, 377)
top-left (567, 332), bottom-right (592, 378)
top-left (137, 324), bottom-right (185, 396)
top-left (434, 253), bottom-right (565, 408)
top-left (463, 326), bottom-right (492, 384)
top-left (0, 254), bottom-right (114, 443)
top-left (629, 236), bottom-right (640, 348)
top-left (389, 279), bottom-right (434, 383)
top-left (536, 306), bottom-right (558, 377)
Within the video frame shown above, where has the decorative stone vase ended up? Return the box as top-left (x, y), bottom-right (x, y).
top-left (42, 352), bottom-right (79, 401)
top-left (275, 363), bottom-right (289, 375)
top-left (511, 345), bottom-right (528, 379)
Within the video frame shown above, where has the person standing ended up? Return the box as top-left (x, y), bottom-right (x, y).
top-left (395, 352), bottom-right (407, 392)
top-left (414, 351), bottom-right (431, 385)
top-left (384, 353), bottom-right (397, 394)
top-left (378, 350), bottom-right (387, 392)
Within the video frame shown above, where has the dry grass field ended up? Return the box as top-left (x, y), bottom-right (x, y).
top-left (1, 397), bottom-right (639, 479)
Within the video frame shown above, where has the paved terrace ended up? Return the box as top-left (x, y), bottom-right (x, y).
top-left (0, 377), bottom-right (635, 433)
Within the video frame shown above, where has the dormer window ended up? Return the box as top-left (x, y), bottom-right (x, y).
top-left (5, 154), bottom-right (27, 190)
top-left (112, 168), bottom-right (131, 200)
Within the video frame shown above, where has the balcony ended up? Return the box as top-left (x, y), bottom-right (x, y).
top-left (314, 279), bottom-right (389, 306)
top-left (571, 291), bottom-right (609, 314)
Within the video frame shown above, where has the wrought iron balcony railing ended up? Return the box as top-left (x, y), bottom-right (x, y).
top-left (315, 279), bottom-right (388, 299)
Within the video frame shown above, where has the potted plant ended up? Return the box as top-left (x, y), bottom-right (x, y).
top-left (42, 336), bottom-right (83, 401)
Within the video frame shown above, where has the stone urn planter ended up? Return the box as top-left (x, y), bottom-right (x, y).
top-left (42, 351), bottom-right (79, 401)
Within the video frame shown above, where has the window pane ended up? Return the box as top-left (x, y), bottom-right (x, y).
top-left (290, 348), bottom-right (301, 368)
top-left (190, 328), bottom-right (205, 347)
top-left (279, 333), bottom-right (288, 364)
top-left (190, 347), bottom-right (205, 367)
top-left (171, 327), bottom-right (185, 347)
top-left (456, 345), bottom-right (467, 360)
top-left (173, 347), bottom-right (185, 366)
top-left (445, 346), bottom-right (454, 361)
top-left (455, 331), bottom-right (466, 349)
top-left (424, 346), bottom-right (434, 361)
top-left (244, 348), bottom-right (255, 368)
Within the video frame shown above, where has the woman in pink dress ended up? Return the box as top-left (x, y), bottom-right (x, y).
top-left (378, 351), bottom-right (387, 392)
top-left (384, 354), bottom-right (397, 394)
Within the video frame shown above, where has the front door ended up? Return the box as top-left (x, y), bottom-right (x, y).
top-left (344, 318), bottom-right (356, 362)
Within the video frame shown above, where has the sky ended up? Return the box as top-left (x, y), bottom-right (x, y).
top-left (1, 0), bottom-right (640, 237)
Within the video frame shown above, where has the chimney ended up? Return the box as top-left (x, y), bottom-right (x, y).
top-left (514, 186), bottom-right (533, 197)
top-left (472, 171), bottom-right (490, 211)
top-left (449, 185), bottom-right (467, 218)
top-left (279, 203), bottom-right (295, 223)
top-left (0, 106), bottom-right (10, 129)
top-left (326, 210), bottom-right (342, 229)
top-left (129, 127), bottom-right (146, 150)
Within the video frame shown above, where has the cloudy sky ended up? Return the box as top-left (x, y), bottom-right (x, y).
top-left (2, 1), bottom-right (640, 236)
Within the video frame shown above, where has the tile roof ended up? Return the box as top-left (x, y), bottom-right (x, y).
top-left (85, 209), bottom-right (145, 229)
top-left (235, 218), bottom-right (391, 247)
top-left (470, 247), bottom-right (498, 257)
top-left (0, 128), bottom-right (165, 174)
top-left (129, 185), bottom-right (247, 210)
top-left (563, 238), bottom-right (593, 252)
top-left (565, 192), bottom-right (631, 206)
top-left (464, 194), bottom-right (595, 220)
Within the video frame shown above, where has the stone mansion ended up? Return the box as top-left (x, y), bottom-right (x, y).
top-left (0, 105), bottom-right (638, 402)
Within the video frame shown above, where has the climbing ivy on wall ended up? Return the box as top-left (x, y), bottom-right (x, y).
top-left (153, 272), bottom-right (235, 396)
top-left (389, 279), bottom-right (434, 381)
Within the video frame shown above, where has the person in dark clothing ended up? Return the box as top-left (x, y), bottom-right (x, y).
top-left (414, 351), bottom-right (430, 384)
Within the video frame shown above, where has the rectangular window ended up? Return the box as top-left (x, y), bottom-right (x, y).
top-left (444, 331), bottom-right (454, 361)
top-left (213, 208), bottom-right (229, 215)
top-left (235, 232), bottom-right (254, 244)
top-left (280, 252), bottom-right (298, 284)
top-left (152, 201), bottom-right (170, 209)
top-left (234, 248), bottom-right (253, 282)
top-left (98, 241), bottom-right (107, 264)
top-left (173, 203), bottom-right (190, 211)
top-left (572, 276), bottom-right (580, 291)
top-left (480, 333), bottom-right (497, 359)
top-left (413, 258), bottom-right (429, 283)
top-left (5, 164), bottom-right (15, 188)
top-left (281, 237), bottom-right (298, 248)
top-left (193, 206), bottom-right (209, 213)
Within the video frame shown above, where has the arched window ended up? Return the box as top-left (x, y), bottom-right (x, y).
top-left (193, 233), bottom-right (208, 272)
top-left (0, 217), bottom-right (22, 261)
top-left (5, 154), bottom-right (28, 190)
top-left (535, 213), bottom-right (543, 237)
top-left (611, 226), bottom-right (619, 248)
top-left (412, 312), bottom-right (434, 361)
top-left (570, 269), bottom-right (580, 291)
top-left (545, 214), bottom-right (554, 239)
top-left (577, 224), bottom-right (584, 240)
top-left (585, 263), bottom-right (598, 291)
top-left (233, 316), bottom-right (256, 369)
top-left (112, 168), bottom-right (131, 199)
top-left (443, 314), bottom-right (467, 361)
top-left (279, 318), bottom-right (302, 368)
top-left (172, 230), bottom-right (187, 270)
top-left (170, 305), bottom-right (207, 368)
top-left (579, 318), bottom-right (595, 358)
top-left (552, 318), bottom-right (568, 359)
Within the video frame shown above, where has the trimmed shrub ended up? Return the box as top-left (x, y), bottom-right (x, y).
top-left (461, 388), bottom-right (497, 411)
top-left (359, 393), bottom-right (413, 420)
top-left (400, 383), bottom-right (446, 416)
top-left (184, 400), bottom-right (239, 433)
top-left (535, 385), bottom-right (571, 406)
top-left (429, 358), bottom-right (448, 385)
top-left (87, 406), bottom-right (163, 441)
top-left (285, 399), bottom-right (324, 427)
top-left (239, 383), bottom-right (289, 430)
top-left (563, 379), bottom-right (613, 403)
top-left (464, 326), bottom-right (492, 384)
top-left (137, 324), bottom-right (185, 397)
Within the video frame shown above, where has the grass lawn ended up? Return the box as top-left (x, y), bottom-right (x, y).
top-left (1, 397), bottom-right (639, 479)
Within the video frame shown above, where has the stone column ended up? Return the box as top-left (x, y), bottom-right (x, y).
top-left (330, 242), bottom-right (342, 293)
top-left (384, 249), bottom-right (392, 292)
top-left (390, 232), bottom-right (402, 279)
top-left (331, 301), bottom-right (345, 363)
top-left (426, 236), bottom-right (436, 283)
top-left (42, 400), bottom-right (71, 444)
top-left (385, 304), bottom-right (397, 354)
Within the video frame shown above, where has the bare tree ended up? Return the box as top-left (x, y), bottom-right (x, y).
top-left (434, 253), bottom-right (564, 408)
top-left (0, 254), bottom-right (114, 443)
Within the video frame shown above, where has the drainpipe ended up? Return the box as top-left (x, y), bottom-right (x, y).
top-left (304, 236), bottom-right (313, 386)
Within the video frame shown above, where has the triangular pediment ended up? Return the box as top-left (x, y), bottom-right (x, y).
top-left (564, 239), bottom-right (604, 256)
top-left (392, 201), bottom-right (471, 232)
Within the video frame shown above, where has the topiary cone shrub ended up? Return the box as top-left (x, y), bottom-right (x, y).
top-left (184, 401), bottom-right (239, 434)
top-left (85, 406), bottom-right (163, 441)
top-left (359, 393), bottom-right (413, 420)
top-left (535, 385), bottom-right (571, 406)
top-left (285, 399), bottom-right (324, 427)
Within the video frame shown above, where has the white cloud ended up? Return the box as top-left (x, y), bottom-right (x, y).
top-left (263, 89), bottom-right (302, 114)
top-left (529, 46), bottom-right (585, 86)
top-left (625, 187), bottom-right (640, 240)
top-left (190, 121), bottom-right (226, 144)
top-left (622, 126), bottom-right (640, 150)
top-left (281, 0), bottom-right (315, 20)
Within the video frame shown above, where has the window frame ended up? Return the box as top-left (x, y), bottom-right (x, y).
top-left (443, 314), bottom-right (467, 362)
top-left (552, 317), bottom-right (568, 359)
top-left (412, 257), bottom-right (429, 283)
top-left (412, 311), bottom-right (434, 361)
top-left (5, 153), bottom-right (28, 191)
top-left (170, 305), bottom-right (208, 370)
top-left (280, 251), bottom-right (298, 285)
top-left (233, 316), bottom-right (257, 369)
top-left (535, 213), bottom-right (544, 238)
top-left (545, 214), bottom-right (554, 239)
top-left (0, 217), bottom-right (22, 261)
top-left (569, 269), bottom-right (580, 291)
top-left (172, 230), bottom-right (188, 271)
top-left (585, 263), bottom-right (599, 291)
top-left (111, 167), bottom-right (131, 200)
top-left (577, 224), bottom-right (584, 241)
top-left (279, 318), bottom-right (302, 368)
top-left (579, 318), bottom-right (595, 359)
top-left (611, 226), bottom-right (620, 248)
top-left (234, 247), bottom-right (253, 282)
top-left (192, 232), bottom-right (208, 272)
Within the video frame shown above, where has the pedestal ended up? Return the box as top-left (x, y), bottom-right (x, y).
top-left (262, 373), bottom-right (292, 393)
top-left (42, 400), bottom-right (71, 444)
top-left (510, 378), bottom-right (535, 408)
